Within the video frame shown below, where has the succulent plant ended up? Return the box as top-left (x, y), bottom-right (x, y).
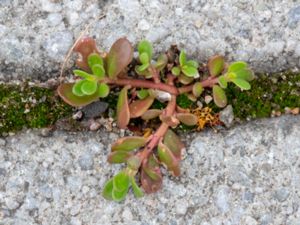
top-left (57, 36), bottom-right (254, 201)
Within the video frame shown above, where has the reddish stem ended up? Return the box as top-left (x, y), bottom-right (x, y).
top-left (178, 76), bottom-right (218, 94)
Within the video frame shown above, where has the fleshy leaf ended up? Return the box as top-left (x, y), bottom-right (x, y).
top-left (106, 38), bottom-right (133, 79)
top-left (141, 109), bottom-right (162, 120)
top-left (73, 70), bottom-right (94, 80)
top-left (218, 76), bottom-right (228, 88)
top-left (179, 50), bottom-right (187, 66)
top-left (163, 129), bottom-right (184, 160)
top-left (113, 171), bottom-right (130, 192)
top-left (138, 40), bottom-right (153, 59)
top-left (102, 178), bottom-right (114, 200)
top-left (176, 113), bottom-right (198, 126)
top-left (178, 74), bottom-right (194, 84)
top-left (74, 37), bottom-right (100, 72)
top-left (91, 64), bottom-right (105, 78)
top-left (159, 115), bottom-right (180, 127)
top-left (141, 154), bottom-right (162, 193)
top-left (139, 52), bottom-right (149, 64)
top-left (57, 83), bottom-right (99, 107)
top-left (186, 60), bottom-right (199, 68)
top-left (97, 83), bottom-right (110, 98)
top-left (171, 67), bottom-right (181, 76)
top-left (228, 61), bottom-right (247, 72)
top-left (112, 188), bottom-right (128, 202)
top-left (111, 136), bottom-right (147, 152)
top-left (108, 151), bottom-right (132, 163)
top-left (137, 89), bottom-right (149, 99)
top-left (88, 53), bottom-right (104, 68)
top-left (192, 82), bottom-right (204, 97)
top-left (182, 65), bottom-right (198, 77)
top-left (235, 68), bottom-right (255, 81)
top-left (157, 141), bottom-right (180, 176)
top-left (136, 63), bottom-right (150, 72)
top-left (213, 85), bottom-right (227, 108)
top-left (81, 80), bottom-right (98, 95)
top-left (207, 55), bottom-right (225, 77)
top-left (117, 86), bottom-right (130, 129)
top-left (127, 155), bottom-right (142, 170)
top-left (131, 177), bottom-right (144, 198)
top-left (155, 54), bottom-right (168, 71)
top-left (231, 78), bottom-right (251, 90)
top-left (129, 96), bottom-right (155, 118)
top-left (72, 80), bottom-right (85, 97)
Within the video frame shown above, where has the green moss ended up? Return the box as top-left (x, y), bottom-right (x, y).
top-left (226, 72), bottom-right (300, 119)
top-left (0, 83), bottom-right (72, 135)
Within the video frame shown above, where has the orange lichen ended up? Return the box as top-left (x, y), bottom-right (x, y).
top-left (192, 107), bottom-right (222, 130)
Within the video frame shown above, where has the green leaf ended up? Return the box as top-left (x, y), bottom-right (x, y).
top-left (117, 86), bottom-right (130, 129)
top-left (102, 178), bottom-right (114, 200)
top-left (72, 80), bottom-right (85, 97)
top-left (163, 129), bottom-right (184, 160)
top-left (106, 38), bottom-right (133, 79)
top-left (139, 52), bottom-right (150, 64)
top-left (157, 141), bottom-right (180, 176)
top-left (108, 151), bottom-right (132, 163)
top-left (141, 109), bottom-right (162, 120)
top-left (112, 188), bottom-right (128, 202)
top-left (186, 60), bottom-right (199, 68)
top-left (81, 80), bottom-right (98, 95)
top-left (129, 96), bottom-right (155, 118)
top-left (127, 156), bottom-right (142, 170)
top-left (171, 67), bottom-right (181, 76)
top-left (155, 54), bottom-right (168, 71)
top-left (176, 113), bottom-right (198, 126)
top-left (111, 136), bottom-right (147, 152)
top-left (218, 76), bottom-right (228, 88)
top-left (231, 78), bottom-right (251, 90)
top-left (97, 83), bottom-right (110, 98)
top-left (192, 82), bottom-right (204, 97)
top-left (113, 171), bottom-right (130, 192)
top-left (182, 65), bottom-right (199, 77)
top-left (228, 61), bottom-right (247, 72)
top-left (91, 64), bottom-right (105, 78)
top-left (207, 55), bottom-right (225, 77)
top-left (235, 68), bottom-right (255, 81)
top-left (73, 70), bottom-right (94, 80)
top-left (179, 50), bottom-right (187, 66)
top-left (136, 63), bottom-right (150, 72)
top-left (178, 74), bottom-right (194, 84)
top-left (57, 83), bottom-right (99, 107)
top-left (138, 40), bottom-right (153, 60)
top-left (88, 53), bottom-right (104, 68)
top-left (213, 85), bottom-right (227, 108)
top-left (131, 177), bottom-right (144, 198)
top-left (137, 89), bottom-right (149, 99)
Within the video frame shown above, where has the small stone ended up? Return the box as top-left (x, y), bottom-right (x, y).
top-left (274, 187), bottom-right (289, 202)
top-left (78, 153), bottom-right (94, 170)
top-left (219, 105), bottom-right (234, 128)
top-left (215, 186), bottom-right (229, 213)
top-left (5, 197), bottom-right (20, 210)
top-left (204, 95), bottom-right (213, 104)
top-left (0, 138), bottom-right (6, 146)
top-left (122, 208), bottom-right (133, 221)
top-left (138, 19), bottom-right (150, 31)
top-left (175, 199), bottom-right (188, 215)
top-left (291, 107), bottom-right (299, 115)
top-left (82, 101), bottom-right (108, 119)
top-left (39, 128), bottom-right (53, 137)
top-left (72, 111), bottom-right (83, 120)
top-left (241, 216), bottom-right (258, 225)
top-left (288, 6), bottom-right (300, 28)
top-left (89, 121), bottom-right (101, 131)
top-left (47, 13), bottom-right (63, 26)
top-left (196, 101), bottom-right (203, 109)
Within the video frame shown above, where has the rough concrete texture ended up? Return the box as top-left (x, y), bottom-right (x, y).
top-left (1, 0), bottom-right (300, 80)
top-left (0, 115), bottom-right (299, 224)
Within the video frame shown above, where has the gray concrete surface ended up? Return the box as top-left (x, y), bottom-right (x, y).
top-left (0, 115), bottom-right (300, 225)
top-left (1, 0), bottom-right (300, 81)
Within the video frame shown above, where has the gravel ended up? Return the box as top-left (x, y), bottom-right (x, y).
top-left (1, 0), bottom-right (300, 81)
top-left (0, 115), bottom-right (299, 224)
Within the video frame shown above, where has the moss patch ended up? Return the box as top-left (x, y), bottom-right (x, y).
top-left (0, 83), bottom-right (72, 135)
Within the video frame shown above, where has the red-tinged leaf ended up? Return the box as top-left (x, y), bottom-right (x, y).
top-left (163, 129), bottom-right (184, 160)
top-left (107, 151), bottom-right (132, 164)
top-left (141, 109), bottom-right (162, 120)
top-left (213, 85), bottom-right (227, 108)
top-left (117, 86), bottom-right (130, 129)
top-left (192, 82), bottom-right (204, 97)
top-left (106, 38), bottom-right (133, 79)
top-left (129, 96), bottom-right (155, 118)
top-left (141, 155), bottom-right (162, 194)
top-left (57, 83), bottom-right (99, 107)
top-left (74, 37), bottom-right (100, 72)
top-left (157, 141), bottom-right (180, 176)
top-left (178, 74), bottom-right (194, 84)
top-left (176, 113), bottom-right (198, 126)
top-left (111, 136), bottom-right (147, 152)
top-left (159, 115), bottom-right (180, 127)
top-left (127, 155), bottom-right (142, 170)
top-left (208, 55), bottom-right (225, 77)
